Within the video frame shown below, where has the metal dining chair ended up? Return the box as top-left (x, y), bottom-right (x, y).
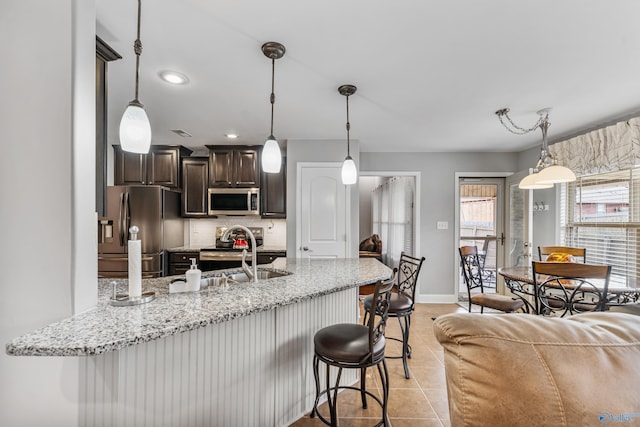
top-left (459, 246), bottom-right (524, 313)
top-left (361, 252), bottom-right (425, 379)
top-left (532, 261), bottom-right (611, 317)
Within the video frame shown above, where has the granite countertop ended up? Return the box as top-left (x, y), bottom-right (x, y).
top-left (6, 258), bottom-right (391, 357)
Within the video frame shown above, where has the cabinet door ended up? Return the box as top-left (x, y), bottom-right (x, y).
top-left (234, 148), bottom-right (260, 187)
top-left (209, 148), bottom-right (234, 187)
top-left (261, 156), bottom-right (286, 217)
top-left (148, 147), bottom-right (179, 188)
top-left (114, 147), bottom-right (147, 185)
top-left (182, 157), bottom-right (209, 217)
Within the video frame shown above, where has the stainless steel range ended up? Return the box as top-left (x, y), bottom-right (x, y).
top-left (199, 227), bottom-right (264, 270)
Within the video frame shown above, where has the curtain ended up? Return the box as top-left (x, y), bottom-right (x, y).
top-left (549, 117), bottom-right (640, 176)
top-left (371, 176), bottom-right (415, 267)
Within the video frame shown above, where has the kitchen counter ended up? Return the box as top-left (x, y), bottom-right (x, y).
top-left (6, 258), bottom-right (391, 357)
top-left (167, 245), bottom-right (287, 252)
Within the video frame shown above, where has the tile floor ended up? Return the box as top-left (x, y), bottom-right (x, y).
top-left (290, 303), bottom-right (466, 427)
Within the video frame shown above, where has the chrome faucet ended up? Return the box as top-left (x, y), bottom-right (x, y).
top-left (221, 225), bottom-right (258, 282)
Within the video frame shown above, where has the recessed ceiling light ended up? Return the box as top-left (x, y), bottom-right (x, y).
top-left (225, 133), bottom-right (239, 139)
top-left (159, 70), bottom-right (189, 85)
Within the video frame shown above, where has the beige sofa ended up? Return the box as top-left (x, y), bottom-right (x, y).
top-left (433, 312), bottom-right (640, 427)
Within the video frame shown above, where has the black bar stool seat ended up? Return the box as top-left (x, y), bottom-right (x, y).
top-left (314, 325), bottom-right (385, 364)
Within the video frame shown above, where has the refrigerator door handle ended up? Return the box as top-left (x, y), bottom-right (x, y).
top-left (118, 191), bottom-right (126, 246)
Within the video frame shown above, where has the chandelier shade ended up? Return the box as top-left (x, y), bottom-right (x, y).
top-left (120, 102), bottom-right (151, 154)
top-left (341, 156), bottom-right (357, 185)
top-left (536, 164), bottom-right (576, 184)
top-left (518, 172), bottom-right (553, 190)
top-left (262, 136), bottom-right (282, 173)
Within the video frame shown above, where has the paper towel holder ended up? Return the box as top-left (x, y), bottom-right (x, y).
top-left (108, 282), bottom-right (156, 306)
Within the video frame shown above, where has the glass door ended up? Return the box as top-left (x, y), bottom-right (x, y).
top-left (458, 178), bottom-right (504, 302)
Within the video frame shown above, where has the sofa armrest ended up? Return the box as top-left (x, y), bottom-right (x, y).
top-left (433, 312), bottom-right (640, 427)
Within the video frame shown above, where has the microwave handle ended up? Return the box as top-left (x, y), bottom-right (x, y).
top-left (248, 190), bottom-right (251, 210)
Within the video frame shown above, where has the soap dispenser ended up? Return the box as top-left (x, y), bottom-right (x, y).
top-left (186, 258), bottom-right (201, 291)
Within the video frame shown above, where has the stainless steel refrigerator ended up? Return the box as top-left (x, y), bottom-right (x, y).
top-left (98, 185), bottom-right (184, 278)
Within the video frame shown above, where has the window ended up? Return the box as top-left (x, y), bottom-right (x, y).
top-left (560, 168), bottom-right (640, 287)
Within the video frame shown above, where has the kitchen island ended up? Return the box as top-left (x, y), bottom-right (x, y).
top-left (7, 258), bottom-right (392, 427)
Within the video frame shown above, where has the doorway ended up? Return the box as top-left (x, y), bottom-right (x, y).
top-left (359, 172), bottom-right (420, 267)
top-left (456, 177), bottom-right (505, 305)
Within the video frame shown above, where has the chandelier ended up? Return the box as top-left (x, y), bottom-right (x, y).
top-left (495, 108), bottom-right (575, 189)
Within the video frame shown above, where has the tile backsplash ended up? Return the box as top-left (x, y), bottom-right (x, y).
top-left (184, 218), bottom-right (286, 248)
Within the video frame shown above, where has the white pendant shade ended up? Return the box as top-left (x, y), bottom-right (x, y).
top-left (536, 165), bottom-right (576, 184)
top-left (262, 137), bottom-right (282, 173)
top-left (119, 103), bottom-right (151, 154)
top-left (341, 156), bottom-right (358, 185)
top-left (518, 172), bottom-right (553, 190)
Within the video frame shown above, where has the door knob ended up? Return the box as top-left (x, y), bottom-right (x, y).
top-left (302, 246), bottom-right (309, 251)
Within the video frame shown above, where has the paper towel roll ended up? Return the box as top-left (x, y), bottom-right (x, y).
top-left (128, 240), bottom-right (142, 298)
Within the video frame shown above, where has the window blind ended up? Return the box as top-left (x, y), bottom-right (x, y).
top-left (561, 168), bottom-right (640, 287)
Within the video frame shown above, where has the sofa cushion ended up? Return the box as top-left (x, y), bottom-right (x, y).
top-left (433, 312), bottom-right (640, 427)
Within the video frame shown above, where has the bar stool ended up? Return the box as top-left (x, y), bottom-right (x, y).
top-left (311, 270), bottom-right (397, 427)
top-left (362, 252), bottom-right (425, 379)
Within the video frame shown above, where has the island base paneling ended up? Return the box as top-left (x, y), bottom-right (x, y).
top-left (274, 287), bottom-right (359, 426)
top-left (79, 287), bottom-right (359, 427)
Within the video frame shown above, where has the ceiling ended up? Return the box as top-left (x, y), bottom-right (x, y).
top-left (96, 0), bottom-right (640, 154)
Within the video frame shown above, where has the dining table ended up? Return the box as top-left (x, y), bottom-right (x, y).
top-left (498, 266), bottom-right (640, 315)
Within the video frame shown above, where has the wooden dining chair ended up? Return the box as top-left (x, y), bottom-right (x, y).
top-left (459, 246), bottom-right (524, 313)
top-left (532, 261), bottom-right (611, 317)
top-left (538, 246), bottom-right (586, 263)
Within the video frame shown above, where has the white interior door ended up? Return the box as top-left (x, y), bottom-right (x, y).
top-left (297, 163), bottom-right (348, 259)
top-left (505, 170), bottom-right (534, 267)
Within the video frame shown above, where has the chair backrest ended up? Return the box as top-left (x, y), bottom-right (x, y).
top-left (365, 268), bottom-right (397, 362)
top-left (396, 252), bottom-right (426, 300)
top-left (459, 246), bottom-right (484, 293)
top-left (532, 261), bottom-right (612, 315)
top-left (538, 246), bottom-right (586, 263)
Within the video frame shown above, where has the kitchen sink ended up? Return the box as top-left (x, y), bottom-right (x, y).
top-left (228, 269), bottom-right (291, 283)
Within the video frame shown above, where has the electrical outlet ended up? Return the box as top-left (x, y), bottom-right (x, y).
top-left (437, 221), bottom-right (448, 230)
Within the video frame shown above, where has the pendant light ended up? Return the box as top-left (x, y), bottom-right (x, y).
top-left (339, 84), bottom-right (358, 185)
top-left (261, 42), bottom-right (285, 173)
top-left (495, 108), bottom-right (575, 189)
top-left (119, 0), bottom-right (151, 154)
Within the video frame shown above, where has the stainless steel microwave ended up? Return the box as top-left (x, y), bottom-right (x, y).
top-left (208, 188), bottom-right (260, 216)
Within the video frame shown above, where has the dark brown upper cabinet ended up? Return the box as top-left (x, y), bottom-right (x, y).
top-left (261, 155), bottom-right (286, 218)
top-left (114, 145), bottom-right (192, 189)
top-left (206, 145), bottom-right (260, 188)
top-left (181, 157), bottom-right (209, 217)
